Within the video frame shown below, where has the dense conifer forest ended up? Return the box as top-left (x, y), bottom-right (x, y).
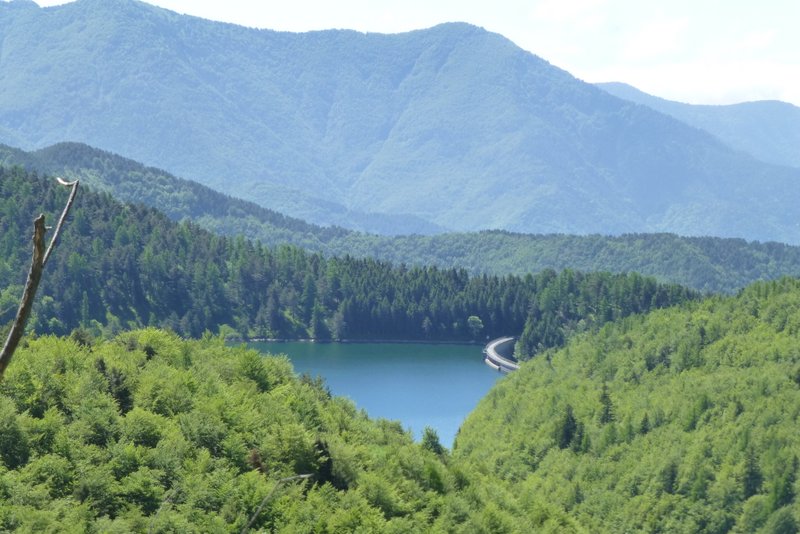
top-left (0, 168), bottom-right (695, 357)
top-left (5, 141), bottom-right (800, 295)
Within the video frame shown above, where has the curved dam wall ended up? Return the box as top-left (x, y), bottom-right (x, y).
top-left (484, 336), bottom-right (519, 372)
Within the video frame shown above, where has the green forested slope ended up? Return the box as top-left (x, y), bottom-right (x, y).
top-left (0, 142), bottom-right (352, 250)
top-left (5, 169), bottom-right (800, 531)
top-left (1, 168), bottom-right (693, 352)
top-left (2, 1), bottom-right (800, 241)
top-left (354, 231), bottom-right (800, 294)
top-left (0, 329), bottom-right (460, 531)
top-left (454, 277), bottom-right (800, 532)
top-left (4, 277), bottom-right (799, 531)
top-left (4, 142), bottom-right (800, 294)
top-left (597, 82), bottom-right (800, 169)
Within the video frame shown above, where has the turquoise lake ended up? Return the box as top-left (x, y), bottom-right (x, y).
top-left (249, 341), bottom-right (503, 447)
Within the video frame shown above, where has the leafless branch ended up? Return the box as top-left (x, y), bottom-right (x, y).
top-left (43, 178), bottom-right (79, 266)
top-left (0, 178), bottom-right (79, 380)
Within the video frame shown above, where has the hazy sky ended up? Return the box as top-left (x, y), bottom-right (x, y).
top-left (34, 0), bottom-right (800, 106)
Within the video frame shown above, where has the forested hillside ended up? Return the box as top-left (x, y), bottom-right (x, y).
top-left (351, 232), bottom-right (800, 295)
top-left (2, 0), bottom-right (800, 241)
top-left (4, 281), bottom-right (800, 531)
top-left (454, 277), bottom-right (800, 532)
top-left (0, 169), bottom-right (694, 354)
top-left (597, 82), bottom-right (800, 169)
top-left (4, 142), bottom-right (800, 294)
top-left (0, 142), bottom-right (351, 250)
top-left (0, 329), bottom-right (461, 531)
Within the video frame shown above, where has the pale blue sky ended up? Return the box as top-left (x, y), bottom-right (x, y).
top-left (33, 0), bottom-right (800, 106)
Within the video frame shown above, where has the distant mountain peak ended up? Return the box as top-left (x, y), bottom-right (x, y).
top-left (70, 0), bottom-right (145, 5)
top-left (427, 21), bottom-right (485, 33)
top-left (1, 4), bottom-right (799, 242)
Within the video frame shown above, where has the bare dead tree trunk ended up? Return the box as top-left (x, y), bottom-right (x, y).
top-left (0, 178), bottom-right (79, 380)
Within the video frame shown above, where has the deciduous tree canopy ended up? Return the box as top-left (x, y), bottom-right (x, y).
top-left (455, 277), bottom-right (800, 531)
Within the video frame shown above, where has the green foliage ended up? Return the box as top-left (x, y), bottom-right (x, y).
top-left (0, 168), bottom-right (695, 349)
top-left (421, 426), bottom-right (446, 457)
top-left (454, 277), bottom-right (800, 532)
top-left (467, 315), bottom-right (484, 340)
top-left (0, 397), bottom-right (29, 469)
top-left (598, 383), bottom-right (614, 425)
top-left (514, 268), bottom-right (696, 360)
top-left (5, 142), bottom-right (800, 294)
top-left (120, 408), bottom-right (166, 448)
top-left (237, 350), bottom-right (273, 393)
top-left (0, 330), bottom-right (465, 531)
top-left (555, 404), bottom-right (578, 450)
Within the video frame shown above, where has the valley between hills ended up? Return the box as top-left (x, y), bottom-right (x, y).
top-left (1, 0), bottom-right (800, 531)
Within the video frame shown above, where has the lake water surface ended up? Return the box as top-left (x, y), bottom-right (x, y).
top-left (249, 341), bottom-right (503, 447)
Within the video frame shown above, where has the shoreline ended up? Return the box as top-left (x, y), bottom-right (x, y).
top-left (240, 337), bottom-right (484, 346)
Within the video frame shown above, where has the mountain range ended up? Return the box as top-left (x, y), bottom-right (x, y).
top-left (597, 82), bottom-right (800, 169)
top-left (1, 0), bottom-right (799, 242)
